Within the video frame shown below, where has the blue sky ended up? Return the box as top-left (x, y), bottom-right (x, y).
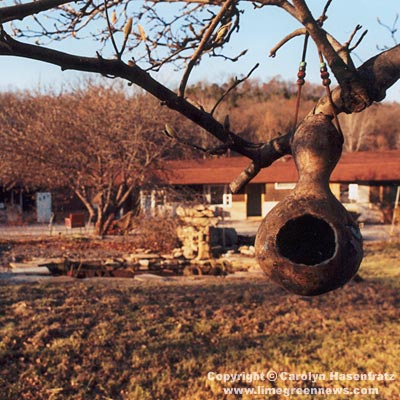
top-left (0, 0), bottom-right (399, 101)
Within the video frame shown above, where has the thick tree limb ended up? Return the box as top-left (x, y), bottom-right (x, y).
top-left (235, 45), bottom-right (400, 192)
top-left (291, 0), bottom-right (371, 113)
top-left (314, 45), bottom-right (400, 116)
top-left (0, 28), bottom-right (263, 161)
top-left (229, 133), bottom-right (292, 193)
top-left (0, 0), bottom-right (71, 23)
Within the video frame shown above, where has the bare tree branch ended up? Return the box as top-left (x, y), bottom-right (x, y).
top-left (269, 28), bottom-right (306, 58)
top-left (256, 0), bottom-right (296, 17)
top-left (0, 27), bottom-right (263, 160)
top-left (232, 44), bottom-right (400, 192)
top-left (210, 63), bottom-right (259, 116)
top-left (179, 0), bottom-right (236, 97)
top-left (291, 0), bottom-right (371, 113)
top-left (377, 14), bottom-right (399, 48)
top-left (103, 0), bottom-right (121, 58)
top-left (0, 0), bottom-right (71, 23)
top-left (314, 44), bottom-right (400, 116)
top-left (229, 133), bottom-right (292, 193)
top-left (348, 28), bottom-right (368, 53)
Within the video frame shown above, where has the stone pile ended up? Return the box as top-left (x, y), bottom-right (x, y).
top-left (175, 205), bottom-right (219, 260)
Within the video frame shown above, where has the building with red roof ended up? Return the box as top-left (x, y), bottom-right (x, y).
top-left (145, 150), bottom-right (400, 223)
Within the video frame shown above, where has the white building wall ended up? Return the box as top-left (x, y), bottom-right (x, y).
top-left (358, 185), bottom-right (371, 203)
top-left (36, 192), bottom-right (52, 223)
top-left (228, 202), bottom-right (247, 220)
top-left (348, 184), bottom-right (370, 203)
top-left (263, 201), bottom-right (279, 217)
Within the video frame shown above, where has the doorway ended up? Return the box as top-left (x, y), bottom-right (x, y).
top-left (246, 184), bottom-right (263, 217)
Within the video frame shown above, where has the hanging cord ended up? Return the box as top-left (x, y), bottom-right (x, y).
top-left (318, 51), bottom-right (344, 139)
top-left (293, 1), bottom-right (333, 131)
top-left (293, 33), bottom-right (310, 130)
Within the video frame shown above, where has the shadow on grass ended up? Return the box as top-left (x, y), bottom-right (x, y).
top-left (0, 273), bottom-right (399, 399)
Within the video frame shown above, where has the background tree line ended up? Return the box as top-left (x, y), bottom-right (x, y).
top-left (187, 77), bottom-right (400, 150)
top-left (0, 78), bottom-right (398, 235)
top-left (0, 83), bottom-right (194, 235)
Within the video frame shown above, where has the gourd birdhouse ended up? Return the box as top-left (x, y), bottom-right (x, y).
top-left (255, 114), bottom-right (363, 296)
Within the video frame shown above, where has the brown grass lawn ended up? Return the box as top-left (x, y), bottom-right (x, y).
top-left (0, 241), bottom-right (399, 399)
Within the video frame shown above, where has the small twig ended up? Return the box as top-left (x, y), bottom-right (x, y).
top-left (103, 0), bottom-right (120, 58)
top-left (321, 0), bottom-right (333, 21)
top-left (269, 28), bottom-right (306, 57)
top-left (211, 48), bottom-right (248, 62)
top-left (323, 31), bottom-right (354, 68)
top-left (269, 0), bottom-right (331, 58)
top-left (344, 24), bottom-right (362, 48)
top-left (377, 14), bottom-right (399, 41)
top-left (210, 63), bottom-right (259, 116)
top-left (377, 14), bottom-right (399, 49)
top-left (164, 124), bottom-right (229, 155)
top-left (178, 0), bottom-right (236, 98)
top-left (167, 134), bottom-right (209, 154)
top-left (349, 29), bottom-right (368, 52)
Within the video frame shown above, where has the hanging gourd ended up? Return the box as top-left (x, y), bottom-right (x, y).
top-left (254, 48), bottom-right (363, 296)
top-left (255, 114), bottom-right (363, 296)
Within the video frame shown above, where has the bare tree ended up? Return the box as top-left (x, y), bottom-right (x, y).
top-left (0, 85), bottom-right (185, 236)
top-left (0, 0), bottom-right (399, 192)
top-left (338, 106), bottom-right (378, 152)
top-left (339, 102), bottom-right (400, 152)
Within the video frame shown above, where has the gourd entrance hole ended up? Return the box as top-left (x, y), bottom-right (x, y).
top-left (276, 214), bottom-right (336, 265)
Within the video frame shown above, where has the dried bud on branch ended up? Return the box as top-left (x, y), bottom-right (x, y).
top-left (124, 18), bottom-right (133, 41)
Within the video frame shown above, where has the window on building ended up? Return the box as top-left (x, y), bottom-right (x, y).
top-left (274, 182), bottom-right (296, 190)
top-left (210, 185), bottom-right (224, 204)
top-left (140, 190), bottom-right (152, 212)
top-left (204, 185), bottom-right (232, 207)
top-left (348, 184), bottom-right (359, 202)
top-left (154, 190), bottom-right (166, 206)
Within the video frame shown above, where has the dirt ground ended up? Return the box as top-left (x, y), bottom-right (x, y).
top-left (0, 221), bottom-right (396, 268)
top-left (0, 236), bottom-right (141, 269)
top-left (0, 221), bottom-right (395, 240)
top-left (0, 230), bottom-right (399, 399)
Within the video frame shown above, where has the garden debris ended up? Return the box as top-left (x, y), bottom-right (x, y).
top-left (238, 245), bottom-right (256, 256)
top-left (175, 204), bottom-right (239, 260)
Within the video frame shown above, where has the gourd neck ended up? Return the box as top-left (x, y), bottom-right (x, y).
top-left (295, 175), bottom-right (333, 198)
